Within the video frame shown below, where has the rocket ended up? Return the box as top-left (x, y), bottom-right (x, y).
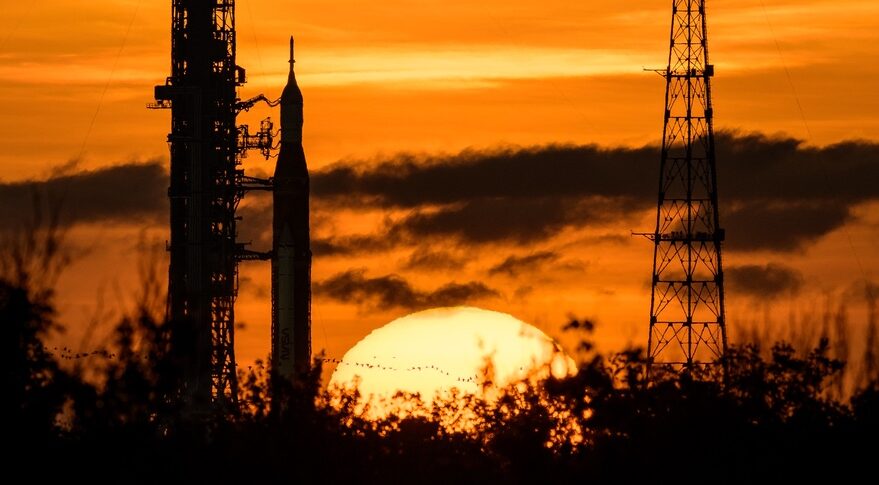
top-left (272, 37), bottom-right (312, 382)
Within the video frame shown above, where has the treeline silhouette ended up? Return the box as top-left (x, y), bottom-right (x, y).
top-left (3, 223), bottom-right (879, 484)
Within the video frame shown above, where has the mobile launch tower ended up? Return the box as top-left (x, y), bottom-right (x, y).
top-left (151, 1), bottom-right (310, 411)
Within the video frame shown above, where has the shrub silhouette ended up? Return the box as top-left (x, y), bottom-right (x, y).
top-left (4, 229), bottom-right (879, 483)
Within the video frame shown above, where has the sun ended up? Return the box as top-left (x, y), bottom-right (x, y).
top-left (328, 306), bottom-right (576, 405)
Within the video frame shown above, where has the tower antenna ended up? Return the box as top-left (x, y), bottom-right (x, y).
top-left (644, 0), bottom-right (727, 377)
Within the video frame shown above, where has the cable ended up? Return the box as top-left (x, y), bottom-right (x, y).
top-left (0, 4), bottom-right (35, 53)
top-left (758, 0), bottom-right (869, 283)
top-left (75, 0), bottom-right (144, 162)
top-left (759, 1), bottom-right (809, 139)
top-left (243, 0), bottom-right (266, 81)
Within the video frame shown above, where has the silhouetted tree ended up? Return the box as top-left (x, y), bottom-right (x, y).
top-left (4, 221), bottom-right (879, 482)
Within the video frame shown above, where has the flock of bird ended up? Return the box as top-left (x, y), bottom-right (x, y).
top-left (40, 346), bottom-right (118, 361)
top-left (316, 357), bottom-right (485, 384)
top-left (37, 346), bottom-right (487, 384)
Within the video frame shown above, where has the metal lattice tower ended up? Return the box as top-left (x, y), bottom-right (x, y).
top-left (152, 0), bottom-right (273, 412)
top-left (646, 0), bottom-right (727, 372)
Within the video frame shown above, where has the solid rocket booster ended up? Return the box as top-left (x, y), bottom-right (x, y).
top-left (272, 37), bottom-right (312, 381)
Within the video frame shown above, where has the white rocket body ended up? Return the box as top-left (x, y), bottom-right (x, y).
top-left (272, 37), bottom-right (311, 380)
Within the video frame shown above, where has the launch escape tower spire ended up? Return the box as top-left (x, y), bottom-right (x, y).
top-left (645, 0), bottom-right (727, 373)
top-left (152, 0), bottom-right (274, 411)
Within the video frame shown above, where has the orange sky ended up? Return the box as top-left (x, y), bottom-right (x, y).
top-left (2, 0), bottom-right (878, 374)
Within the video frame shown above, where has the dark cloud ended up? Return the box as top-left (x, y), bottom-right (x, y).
top-left (402, 247), bottom-right (468, 271)
top-left (724, 201), bottom-right (851, 252)
top-left (238, 275), bottom-right (269, 299)
top-left (513, 286), bottom-right (535, 299)
top-left (7, 132), bottom-right (878, 255)
top-left (726, 263), bottom-right (804, 299)
top-left (312, 144), bottom-right (654, 207)
top-left (489, 251), bottom-right (559, 277)
top-left (718, 134), bottom-right (878, 202)
top-left (314, 269), bottom-right (498, 311)
top-left (311, 196), bottom-right (638, 254)
top-left (237, 193), bottom-right (273, 247)
top-left (312, 233), bottom-right (400, 257)
top-left (312, 132), bottom-right (879, 252)
top-left (0, 161), bottom-right (167, 229)
top-left (395, 196), bottom-right (634, 244)
top-left (314, 132), bottom-right (879, 207)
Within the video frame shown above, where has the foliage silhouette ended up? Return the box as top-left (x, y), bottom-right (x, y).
top-left (3, 230), bottom-right (879, 483)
